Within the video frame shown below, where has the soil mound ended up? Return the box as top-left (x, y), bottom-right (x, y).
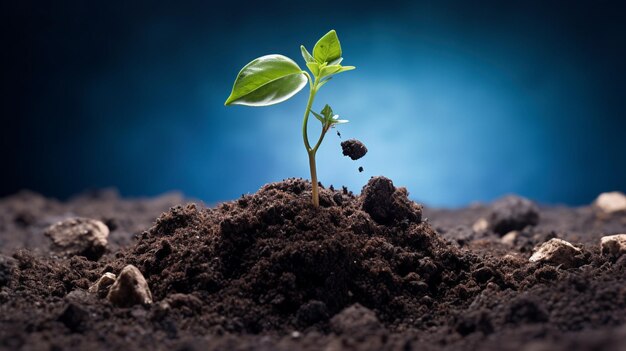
top-left (115, 177), bottom-right (480, 332)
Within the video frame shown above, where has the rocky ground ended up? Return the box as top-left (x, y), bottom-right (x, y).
top-left (1, 179), bottom-right (625, 351)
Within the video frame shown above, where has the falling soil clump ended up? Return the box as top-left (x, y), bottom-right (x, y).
top-left (341, 139), bottom-right (368, 160)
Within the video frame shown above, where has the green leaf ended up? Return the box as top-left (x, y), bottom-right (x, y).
top-left (300, 45), bottom-right (315, 63)
top-left (321, 104), bottom-right (334, 119)
top-left (313, 30), bottom-right (342, 64)
top-left (328, 57), bottom-right (343, 65)
top-left (319, 65), bottom-right (355, 79)
top-left (317, 77), bottom-right (332, 89)
top-left (335, 65), bottom-right (355, 74)
top-left (310, 109), bottom-right (325, 123)
top-left (319, 65), bottom-right (343, 78)
top-left (306, 62), bottom-right (320, 76)
top-left (224, 54), bottom-right (307, 106)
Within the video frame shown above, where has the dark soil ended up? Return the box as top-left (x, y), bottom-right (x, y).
top-left (341, 139), bottom-right (368, 160)
top-left (1, 179), bottom-right (625, 350)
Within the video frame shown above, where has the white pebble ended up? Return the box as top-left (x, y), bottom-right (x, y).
top-left (600, 234), bottom-right (626, 258)
top-left (529, 238), bottom-right (581, 268)
top-left (88, 272), bottom-right (116, 298)
top-left (594, 192), bottom-right (626, 213)
top-left (44, 218), bottom-right (109, 260)
top-left (107, 265), bottom-right (153, 307)
top-left (472, 218), bottom-right (489, 233)
top-left (501, 231), bottom-right (518, 246)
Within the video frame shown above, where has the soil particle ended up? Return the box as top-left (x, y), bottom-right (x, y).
top-left (341, 139), bottom-right (368, 160)
top-left (529, 238), bottom-right (583, 268)
top-left (488, 195), bottom-right (540, 235)
top-left (106, 265), bottom-right (153, 307)
top-left (361, 176), bottom-right (422, 225)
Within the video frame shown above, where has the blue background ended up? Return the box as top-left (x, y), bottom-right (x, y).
top-left (2, 1), bottom-right (625, 207)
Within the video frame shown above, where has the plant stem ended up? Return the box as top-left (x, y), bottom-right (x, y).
top-left (307, 150), bottom-right (319, 206)
top-left (302, 74), bottom-right (321, 207)
top-left (302, 78), bottom-right (316, 152)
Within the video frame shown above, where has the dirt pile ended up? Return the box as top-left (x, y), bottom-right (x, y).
top-left (108, 176), bottom-right (494, 333)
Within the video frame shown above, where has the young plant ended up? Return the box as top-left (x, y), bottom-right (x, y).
top-left (224, 30), bottom-right (354, 207)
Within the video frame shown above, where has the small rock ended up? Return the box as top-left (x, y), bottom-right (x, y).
top-left (472, 218), bottom-right (489, 233)
top-left (44, 218), bottom-right (109, 260)
top-left (88, 272), bottom-right (117, 298)
top-left (330, 303), bottom-right (382, 335)
top-left (340, 139), bottom-right (368, 160)
top-left (600, 234), bottom-right (626, 258)
top-left (594, 192), bottom-right (626, 213)
top-left (529, 238), bottom-right (582, 268)
top-left (107, 265), bottom-right (153, 307)
top-left (488, 195), bottom-right (539, 235)
top-left (501, 231), bottom-right (518, 246)
top-left (361, 176), bottom-right (421, 225)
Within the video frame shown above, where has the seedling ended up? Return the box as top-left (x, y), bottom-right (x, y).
top-left (225, 30), bottom-right (355, 207)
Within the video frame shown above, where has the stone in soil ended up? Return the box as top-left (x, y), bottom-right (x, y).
top-left (594, 191), bottom-right (626, 213)
top-left (106, 265), bottom-right (153, 307)
top-left (88, 272), bottom-right (117, 298)
top-left (43, 217), bottom-right (109, 260)
top-left (600, 234), bottom-right (626, 258)
top-left (340, 139), bottom-right (368, 160)
top-left (488, 195), bottom-right (539, 235)
top-left (529, 238), bottom-right (582, 268)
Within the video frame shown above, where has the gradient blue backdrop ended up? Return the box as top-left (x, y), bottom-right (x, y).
top-left (2, 1), bottom-right (625, 207)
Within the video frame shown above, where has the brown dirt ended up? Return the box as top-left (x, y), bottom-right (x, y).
top-left (341, 139), bottom-right (368, 160)
top-left (1, 179), bottom-right (626, 350)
